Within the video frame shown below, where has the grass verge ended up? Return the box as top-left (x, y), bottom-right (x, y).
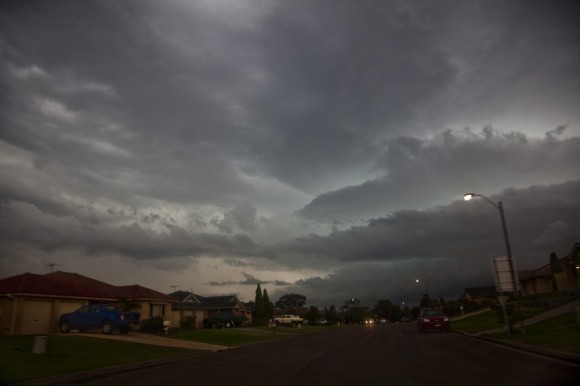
top-left (451, 310), bottom-right (503, 333)
top-left (452, 307), bottom-right (580, 355)
top-left (493, 311), bottom-right (580, 354)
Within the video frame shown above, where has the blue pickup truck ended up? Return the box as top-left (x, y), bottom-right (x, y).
top-left (58, 304), bottom-right (140, 334)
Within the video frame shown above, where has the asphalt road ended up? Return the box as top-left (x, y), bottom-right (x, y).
top-left (59, 324), bottom-right (578, 386)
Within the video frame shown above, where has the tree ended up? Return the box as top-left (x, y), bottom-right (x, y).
top-left (263, 289), bottom-right (274, 321)
top-left (275, 293), bottom-right (307, 311)
top-left (342, 298), bottom-right (366, 324)
top-left (324, 305), bottom-right (339, 324)
top-left (254, 284), bottom-right (266, 325)
top-left (304, 306), bottom-right (321, 324)
top-left (373, 299), bottom-right (393, 320)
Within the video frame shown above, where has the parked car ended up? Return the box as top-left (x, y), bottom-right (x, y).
top-left (274, 314), bottom-right (304, 327)
top-left (417, 308), bottom-right (449, 332)
top-left (379, 318), bottom-right (387, 324)
top-left (58, 304), bottom-right (140, 334)
top-left (203, 312), bottom-right (246, 328)
top-left (400, 316), bottom-right (410, 323)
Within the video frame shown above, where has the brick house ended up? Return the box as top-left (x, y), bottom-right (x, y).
top-left (462, 286), bottom-right (497, 304)
top-left (0, 271), bottom-right (176, 335)
top-left (171, 290), bottom-right (252, 328)
top-left (519, 242), bottom-right (579, 296)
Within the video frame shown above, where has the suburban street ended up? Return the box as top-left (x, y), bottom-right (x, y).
top-left (54, 323), bottom-right (577, 386)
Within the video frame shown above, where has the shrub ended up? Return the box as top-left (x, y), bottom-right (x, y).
top-left (140, 316), bottom-right (164, 333)
top-left (180, 316), bottom-right (196, 330)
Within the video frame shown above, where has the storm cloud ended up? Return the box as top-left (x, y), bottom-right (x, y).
top-left (1, 0), bottom-right (579, 306)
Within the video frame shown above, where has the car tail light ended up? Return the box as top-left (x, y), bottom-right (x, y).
top-left (444, 317), bottom-right (449, 322)
top-left (422, 318), bottom-right (430, 323)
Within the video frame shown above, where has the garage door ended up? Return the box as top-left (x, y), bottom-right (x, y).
top-left (21, 300), bottom-right (53, 334)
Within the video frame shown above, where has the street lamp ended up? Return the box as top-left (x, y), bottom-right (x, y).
top-left (463, 193), bottom-right (518, 297)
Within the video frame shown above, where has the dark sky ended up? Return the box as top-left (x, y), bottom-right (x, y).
top-left (1, 0), bottom-right (579, 308)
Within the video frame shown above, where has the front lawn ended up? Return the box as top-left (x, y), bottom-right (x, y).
top-left (0, 335), bottom-right (200, 384)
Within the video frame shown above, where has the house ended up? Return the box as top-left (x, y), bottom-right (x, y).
top-left (171, 291), bottom-right (252, 328)
top-left (519, 242), bottom-right (580, 296)
top-left (462, 286), bottom-right (497, 304)
top-left (0, 271), bottom-right (176, 335)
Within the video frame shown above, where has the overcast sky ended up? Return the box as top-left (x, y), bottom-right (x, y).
top-left (1, 0), bottom-right (579, 308)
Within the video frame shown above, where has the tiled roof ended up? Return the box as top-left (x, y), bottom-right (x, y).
top-left (0, 273), bottom-right (78, 297)
top-left (170, 290), bottom-right (195, 302)
top-left (518, 255), bottom-right (575, 281)
top-left (45, 271), bottom-right (118, 299)
top-left (0, 271), bottom-right (173, 301)
top-left (116, 284), bottom-right (177, 302)
top-left (171, 291), bottom-right (243, 310)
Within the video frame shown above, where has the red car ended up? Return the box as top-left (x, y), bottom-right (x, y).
top-left (417, 308), bottom-right (449, 332)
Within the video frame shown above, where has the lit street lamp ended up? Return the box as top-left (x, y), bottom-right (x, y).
top-left (463, 193), bottom-right (518, 297)
top-left (415, 279), bottom-right (429, 297)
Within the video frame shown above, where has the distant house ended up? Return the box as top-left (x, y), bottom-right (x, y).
top-left (462, 286), bottom-right (497, 304)
top-left (519, 242), bottom-right (579, 296)
top-left (0, 271), bottom-right (176, 335)
top-left (273, 307), bottom-right (309, 318)
top-left (171, 291), bottom-right (251, 328)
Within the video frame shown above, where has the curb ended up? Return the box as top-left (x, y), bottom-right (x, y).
top-left (453, 331), bottom-right (580, 365)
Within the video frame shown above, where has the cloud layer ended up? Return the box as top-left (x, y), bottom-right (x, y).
top-left (1, 0), bottom-right (579, 306)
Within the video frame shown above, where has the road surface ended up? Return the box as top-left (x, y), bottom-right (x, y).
top-left (57, 323), bottom-right (579, 385)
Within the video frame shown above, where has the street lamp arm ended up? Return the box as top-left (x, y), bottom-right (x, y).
top-left (464, 193), bottom-right (499, 210)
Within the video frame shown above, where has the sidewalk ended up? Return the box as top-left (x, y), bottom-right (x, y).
top-left (74, 331), bottom-right (230, 352)
top-left (519, 299), bottom-right (580, 327)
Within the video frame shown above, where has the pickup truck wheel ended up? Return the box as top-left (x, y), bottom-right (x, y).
top-left (101, 320), bottom-right (113, 334)
top-left (59, 320), bottom-right (71, 333)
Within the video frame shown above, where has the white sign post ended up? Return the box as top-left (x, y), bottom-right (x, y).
top-left (492, 256), bottom-right (519, 335)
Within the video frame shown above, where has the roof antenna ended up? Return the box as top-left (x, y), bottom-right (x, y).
top-left (47, 263), bottom-right (60, 273)
top-left (170, 285), bottom-right (179, 292)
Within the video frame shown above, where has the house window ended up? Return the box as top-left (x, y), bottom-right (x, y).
top-left (151, 304), bottom-right (165, 318)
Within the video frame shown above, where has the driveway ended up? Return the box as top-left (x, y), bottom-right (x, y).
top-left (73, 332), bottom-right (229, 352)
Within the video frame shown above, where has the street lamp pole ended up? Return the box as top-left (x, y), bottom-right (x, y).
top-left (464, 193), bottom-right (518, 297)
